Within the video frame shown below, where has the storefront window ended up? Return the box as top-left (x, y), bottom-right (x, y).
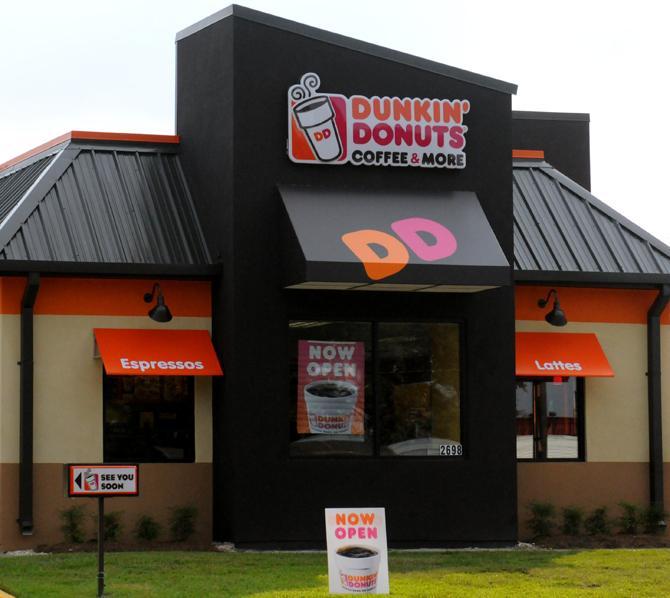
top-left (378, 323), bottom-right (461, 456)
top-left (515, 378), bottom-right (583, 461)
top-left (104, 375), bottom-right (195, 463)
top-left (289, 321), bottom-right (462, 457)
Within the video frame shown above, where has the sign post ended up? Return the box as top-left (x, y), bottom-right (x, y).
top-left (67, 464), bottom-right (139, 597)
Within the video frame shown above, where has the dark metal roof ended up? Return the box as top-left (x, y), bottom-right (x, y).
top-left (176, 5), bottom-right (517, 95)
top-left (514, 159), bottom-right (670, 283)
top-left (0, 153), bottom-right (58, 224)
top-left (0, 139), bottom-right (212, 268)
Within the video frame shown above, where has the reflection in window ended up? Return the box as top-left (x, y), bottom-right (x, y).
top-left (378, 323), bottom-right (461, 457)
top-left (289, 321), bottom-right (373, 457)
top-left (288, 321), bottom-right (462, 458)
top-left (104, 376), bottom-right (195, 463)
top-left (516, 378), bottom-right (581, 460)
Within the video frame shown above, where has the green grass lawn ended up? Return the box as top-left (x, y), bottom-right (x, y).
top-left (1, 549), bottom-right (669, 597)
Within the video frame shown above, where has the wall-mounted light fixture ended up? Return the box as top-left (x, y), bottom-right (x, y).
top-left (537, 288), bottom-right (567, 327)
top-left (144, 283), bottom-right (173, 323)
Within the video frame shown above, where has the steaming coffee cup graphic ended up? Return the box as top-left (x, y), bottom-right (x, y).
top-left (290, 72), bottom-right (343, 162)
top-left (335, 545), bottom-right (380, 593)
top-left (304, 380), bottom-right (358, 434)
top-left (84, 469), bottom-right (98, 491)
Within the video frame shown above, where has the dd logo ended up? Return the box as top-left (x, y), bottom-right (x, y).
top-left (314, 128), bottom-right (332, 142)
top-left (341, 217), bottom-right (457, 281)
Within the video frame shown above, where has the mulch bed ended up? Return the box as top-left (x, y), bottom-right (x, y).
top-left (36, 541), bottom-right (221, 553)
top-left (534, 534), bottom-right (670, 549)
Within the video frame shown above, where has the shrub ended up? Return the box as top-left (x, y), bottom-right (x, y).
top-left (169, 505), bottom-right (198, 542)
top-left (527, 501), bottom-right (555, 538)
top-left (561, 506), bottom-right (584, 535)
top-left (60, 505), bottom-right (87, 543)
top-left (135, 515), bottom-right (161, 542)
top-left (617, 501), bottom-right (639, 534)
top-left (104, 511), bottom-right (123, 541)
top-left (640, 504), bottom-right (668, 534)
top-left (584, 506), bottom-right (610, 535)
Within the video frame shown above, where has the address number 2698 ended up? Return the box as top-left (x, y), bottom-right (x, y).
top-left (439, 444), bottom-right (463, 457)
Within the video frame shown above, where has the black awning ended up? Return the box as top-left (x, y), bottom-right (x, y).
top-left (279, 186), bottom-right (510, 292)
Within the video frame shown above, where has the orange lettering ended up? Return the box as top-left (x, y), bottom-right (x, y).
top-left (351, 97), bottom-right (371, 120)
top-left (392, 98), bottom-right (412, 121)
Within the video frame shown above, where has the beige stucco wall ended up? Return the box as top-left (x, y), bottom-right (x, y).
top-left (516, 320), bottom-right (650, 462)
top-left (1, 314), bottom-right (213, 464)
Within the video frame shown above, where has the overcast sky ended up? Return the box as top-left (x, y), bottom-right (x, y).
top-left (2, 1), bottom-right (669, 243)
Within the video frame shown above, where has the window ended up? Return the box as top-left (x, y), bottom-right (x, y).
top-left (289, 321), bottom-right (462, 457)
top-left (516, 378), bottom-right (584, 461)
top-left (104, 375), bottom-right (195, 463)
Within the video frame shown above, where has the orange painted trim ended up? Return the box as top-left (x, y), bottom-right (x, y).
top-left (512, 149), bottom-right (545, 160)
top-left (0, 131), bottom-right (180, 174)
top-left (0, 133), bottom-right (71, 173)
top-left (69, 131), bottom-right (180, 144)
top-left (0, 277), bottom-right (211, 317)
top-left (516, 286), bottom-right (670, 325)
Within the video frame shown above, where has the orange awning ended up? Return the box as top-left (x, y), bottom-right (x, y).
top-left (94, 329), bottom-right (223, 376)
top-left (515, 332), bottom-right (614, 377)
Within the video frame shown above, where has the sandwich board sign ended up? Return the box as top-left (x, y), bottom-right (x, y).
top-left (68, 464), bottom-right (139, 497)
top-left (325, 507), bottom-right (389, 594)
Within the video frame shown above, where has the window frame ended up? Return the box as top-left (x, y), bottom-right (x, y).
top-left (515, 377), bottom-right (585, 462)
top-left (287, 317), bottom-right (467, 461)
top-left (102, 373), bottom-right (196, 464)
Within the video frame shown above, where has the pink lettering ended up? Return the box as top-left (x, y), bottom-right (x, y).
top-left (391, 217), bottom-right (458, 261)
top-left (353, 122), bottom-right (372, 144)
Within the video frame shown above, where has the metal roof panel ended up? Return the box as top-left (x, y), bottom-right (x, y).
top-left (514, 160), bottom-right (670, 280)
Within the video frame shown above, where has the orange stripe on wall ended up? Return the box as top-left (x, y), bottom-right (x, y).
top-left (0, 278), bottom-right (211, 316)
top-left (516, 286), bottom-right (666, 324)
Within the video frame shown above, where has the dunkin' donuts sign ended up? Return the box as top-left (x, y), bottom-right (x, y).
top-left (288, 73), bottom-right (469, 169)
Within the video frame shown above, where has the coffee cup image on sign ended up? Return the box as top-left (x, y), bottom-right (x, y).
top-left (304, 380), bottom-right (358, 434)
top-left (335, 545), bottom-right (380, 593)
top-left (292, 95), bottom-right (343, 162)
top-left (84, 470), bottom-right (99, 491)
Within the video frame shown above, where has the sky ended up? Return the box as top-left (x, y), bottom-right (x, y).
top-left (2, 0), bottom-right (669, 243)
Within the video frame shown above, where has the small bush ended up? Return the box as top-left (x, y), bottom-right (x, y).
top-left (561, 506), bottom-right (584, 535)
top-left (169, 505), bottom-right (198, 542)
top-left (617, 502), bottom-right (639, 534)
top-left (135, 515), bottom-right (161, 542)
top-left (584, 506), bottom-right (610, 535)
top-left (104, 511), bottom-right (123, 541)
top-left (640, 504), bottom-right (668, 534)
top-left (527, 501), bottom-right (555, 538)
top-left (60, 505), bottom-right (87, 543)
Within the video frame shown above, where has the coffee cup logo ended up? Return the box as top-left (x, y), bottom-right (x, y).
top-left (84, 469), bottom-right (99, 491)
top-left (289, 73), bottom-right (343, 163)
top-left (335, 545), bottom-right (380, 593)
top-left (304, 380), bottom-right (358, 434)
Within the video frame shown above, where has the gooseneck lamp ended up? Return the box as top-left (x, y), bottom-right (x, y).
top-left (144, 283), bottom-right (173, 323)
top-left (537, 288), bottom-right (567, 327)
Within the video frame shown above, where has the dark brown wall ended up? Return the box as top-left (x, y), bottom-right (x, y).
top-left (0, 464), bottom-right (212, 550)
top-left (517, 462), bottom-right (661, 538)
